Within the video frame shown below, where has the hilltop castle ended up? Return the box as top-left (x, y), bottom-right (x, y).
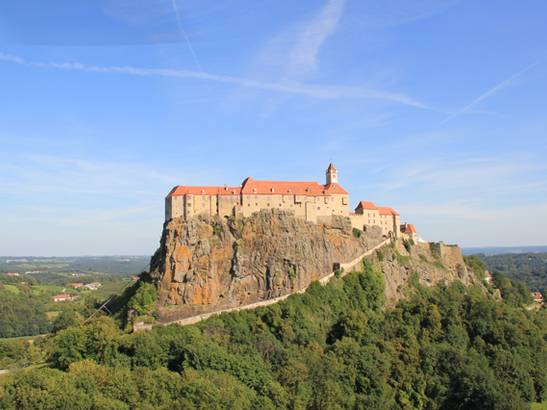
top-left (166, 164), bottom-right (414, 239)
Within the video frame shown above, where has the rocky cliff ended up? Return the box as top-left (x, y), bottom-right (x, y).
top-left (368, 240), bottom-right (477, 305)
top-left (149, 210), bottom-right (384, 322)
top-left (149, 210), bottom-right (478, 323)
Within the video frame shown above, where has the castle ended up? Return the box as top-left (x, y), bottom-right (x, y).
top-left (166, 164), bottom-right (415, 239)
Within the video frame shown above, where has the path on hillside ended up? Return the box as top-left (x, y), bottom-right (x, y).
top-left (159, 238), bottom-right (391, 327)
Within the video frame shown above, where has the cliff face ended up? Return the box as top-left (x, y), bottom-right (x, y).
top-left (149, 210), bottom-right (384, 322)
top-left (371, 241), bottom-right (476, 306)
top-left (149, 210), bottom-right (478, 323)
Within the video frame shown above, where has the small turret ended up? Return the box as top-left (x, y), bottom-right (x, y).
top-left (326, 163), bottom-right (338, 184)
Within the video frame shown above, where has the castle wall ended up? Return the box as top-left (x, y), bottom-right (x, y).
top-left (165, 196), bottom-right (184, 220)
top-left (240, 193), bottom-right (349, 222)
top-left (350, 212), bottom-right (400, 238)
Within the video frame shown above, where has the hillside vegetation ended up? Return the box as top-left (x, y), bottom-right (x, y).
top-left (1, 256), bottom-right (545, 410)
top-left (478, 252), bottom-right (547, 293)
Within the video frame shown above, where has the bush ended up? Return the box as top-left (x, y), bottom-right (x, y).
top-left (464, 255), bottom-right (487, 281)
top-left (352, 228), bottom-right (362, 238)
top-left (376, 250), bottom-right (385, 262)
top-left (127, 283), bottom-right (157, 316)
top-left (403, 239), bottom-right (414, 253)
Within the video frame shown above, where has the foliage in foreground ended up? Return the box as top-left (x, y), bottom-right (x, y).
top-left (0, 261), bottom-right (545, 410)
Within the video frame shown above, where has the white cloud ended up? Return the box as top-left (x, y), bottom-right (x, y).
top-left (285, 0), bottom-right (346, 77)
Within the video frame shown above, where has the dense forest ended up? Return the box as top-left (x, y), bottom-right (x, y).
top-left (0, 259), bottom-right (545, 410)
top-left (477, 252), bottom-right (547, 293)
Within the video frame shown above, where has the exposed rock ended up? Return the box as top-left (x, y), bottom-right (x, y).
top-left (372, 241), bottom-right (478, 306)
top-left (149, 210), bottom-right (478, 323)
top-left (149, 210), bottom-right (384, 322)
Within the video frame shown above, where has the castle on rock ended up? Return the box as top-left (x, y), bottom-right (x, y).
top-left (166, 164), bottom-right (415, 239)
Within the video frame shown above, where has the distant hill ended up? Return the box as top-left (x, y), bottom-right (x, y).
top-left (462, 245), bottom-right (547, 256)
top-left (474, 252), bottom-right (547, 293)
top-left (0, 255), bottom-right (150, 276)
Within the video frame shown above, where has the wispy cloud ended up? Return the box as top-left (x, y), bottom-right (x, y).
top-left (285, 0), bottom-right (345, 77)
top-left (375, 154), bottom-right (547, 195)
top-left (443, 61), bottom-right (539, 122)
top-left (0, 51), bottom-right (435, 109)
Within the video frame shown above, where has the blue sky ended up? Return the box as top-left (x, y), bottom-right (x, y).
top-left (0, 0), bottom-right (546, 256)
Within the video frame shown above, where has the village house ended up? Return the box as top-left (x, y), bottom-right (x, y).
top-left (531, 291), bottom-right (544, 305)
top-left (52, 293), bottom-right (77, 303)
top-left (166, 164), bottom-right (415, 240)
top-left (4, 272), bottom-right (20, 277)
top-left (70, 282), bottom-right (84, 289)
top-left (84, 282), bottom-right (102, 291)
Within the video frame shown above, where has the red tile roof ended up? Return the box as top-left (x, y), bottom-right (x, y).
top-left (402, 223), bottom-right (417, 234)
top-left (168, 177), bottom-right (348, 197)
top-left (355, 200), bottom-right (399, 216)
top-left (324, 183), bottom-right (347, 194)
top-left (168, 186), bottom-right (242, 196)
top-left (242, 177), bottom-right (347, 196)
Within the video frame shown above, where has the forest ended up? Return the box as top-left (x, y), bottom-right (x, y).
top-left (0, 258), bottom-right (545, 410)
top-left (478, 252), bottom-right (547, 293)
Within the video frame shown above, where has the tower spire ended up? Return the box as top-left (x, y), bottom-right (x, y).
top-left (326, 163), bottom-right (338, 184)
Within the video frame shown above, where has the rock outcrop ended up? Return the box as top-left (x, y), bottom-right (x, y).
top-left (149, 209), bottom-right (478, 323)
top-left (149, 210), bottom-right (384, 322)
top-left (368, 241), bottom-right (477, 306)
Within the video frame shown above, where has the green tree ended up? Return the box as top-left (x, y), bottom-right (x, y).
top-left (127, 282), bottom-right (157, 316)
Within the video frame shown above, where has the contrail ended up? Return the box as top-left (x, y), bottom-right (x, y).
top-left (442, 61), bottom-right (539, 123)
top-left (0, 51), bottom-right (440, 110)
top-left (171, 0), bottom-right (202, 71)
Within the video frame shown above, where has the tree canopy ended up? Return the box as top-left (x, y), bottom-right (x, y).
top-left (0, 260), bottom-right (545, 409)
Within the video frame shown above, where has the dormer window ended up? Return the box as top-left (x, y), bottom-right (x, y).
top-left (270, 188), bottom-right (275, 193)
top-left (253, 188), bottom-right (257, 193)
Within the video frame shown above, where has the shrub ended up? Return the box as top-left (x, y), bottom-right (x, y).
top-left (376, 250), bottom-right (385, 262)
top-left (403, 239), bottom-right (413, 253)
top-left (128, 283), bottom-right (157, 316)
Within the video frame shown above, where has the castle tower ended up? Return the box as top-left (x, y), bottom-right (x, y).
top-left (326, 163), bottom-right (338, 184)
